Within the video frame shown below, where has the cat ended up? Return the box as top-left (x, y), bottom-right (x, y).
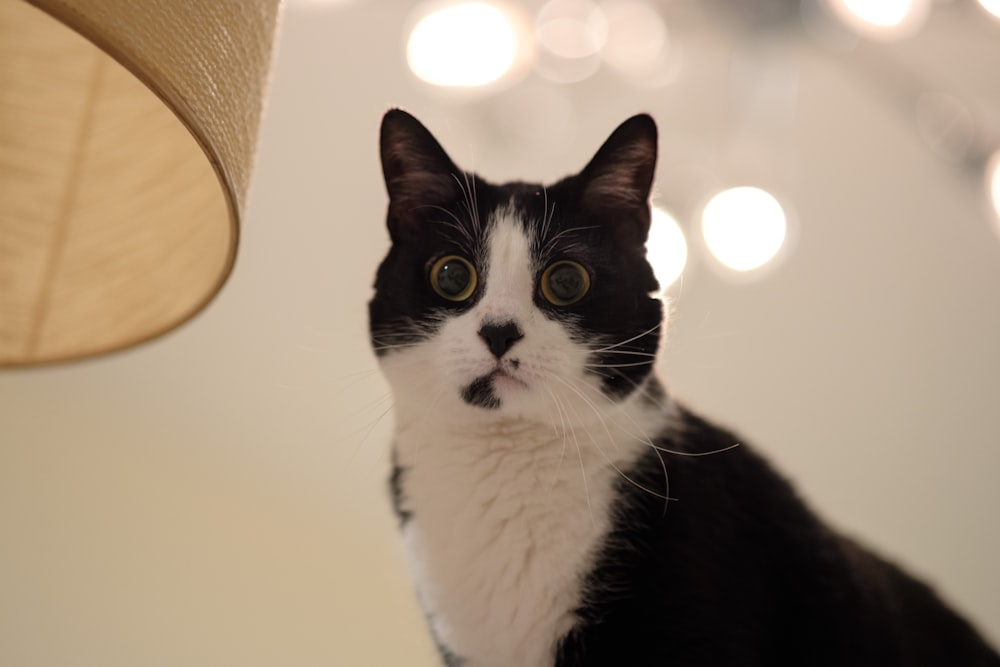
top-left (369, 108), bottom-right (1000, 667)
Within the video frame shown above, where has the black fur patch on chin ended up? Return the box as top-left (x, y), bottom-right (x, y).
top-left (461, 375), bottom-right (501, 410)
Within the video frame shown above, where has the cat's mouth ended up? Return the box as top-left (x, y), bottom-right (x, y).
top-left (491, 367), bottom-right (527, 388)
top-left (460, 365), bottom-right (527, 410)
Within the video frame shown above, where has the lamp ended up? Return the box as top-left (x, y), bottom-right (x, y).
top-left (0, 0), bottom-right (283, 366)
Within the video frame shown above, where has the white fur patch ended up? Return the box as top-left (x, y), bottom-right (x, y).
top-left (380, 210), bottom-right (668, 667)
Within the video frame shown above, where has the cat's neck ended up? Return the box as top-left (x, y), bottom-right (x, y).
top-left (388, 374), bottom-right (676, 666)
top-left (391, 375), bottom-right (674, 462)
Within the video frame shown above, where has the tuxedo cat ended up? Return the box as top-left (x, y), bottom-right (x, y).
top-left (369, 109), bottom-right (1000, 666)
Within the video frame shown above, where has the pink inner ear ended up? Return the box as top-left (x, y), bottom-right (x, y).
top-left (387, 170), bottom-right (458, 205)
top-left (582, 142), bottom-right (656, 209)
top-left (585, 173), bottom-right (647, 207)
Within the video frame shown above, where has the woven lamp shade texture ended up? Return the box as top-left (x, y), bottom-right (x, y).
top-left (0, 0), bottom-right (282, 366)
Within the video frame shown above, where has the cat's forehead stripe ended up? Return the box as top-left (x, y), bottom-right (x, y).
top-left (486, 208), bottom-right (532, 273)
top-left (487, 205), bottom-right (531, 262)
top-left (477, 207), bottom-right (535, 319)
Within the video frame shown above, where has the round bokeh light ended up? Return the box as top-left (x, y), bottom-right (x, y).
top-left (701, 187), bottom-right (787, 272)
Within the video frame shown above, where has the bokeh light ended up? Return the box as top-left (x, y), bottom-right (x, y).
top-left (646, 208), bottom-right (688, 290)
top-left (600, 0), bottom-right (668, 79)
top-left (842, 0), bottom-right (911, 26)
top-left (987, 151), bottom-right (1000, 230)
top-left (827, 0), bottom-right (929, 41)
top-left (701, 187), bottom-right (787, 272)
top-left (407, 2), bottom-right (519, 87)
top-left (536, 0), bottom-right (606, 59)
top-left (534, 0), bottom-right (606, 82)
top-left (915, 92), bottom-right (975, 163)
top-left (978, 0), bottom-right (1000, 20)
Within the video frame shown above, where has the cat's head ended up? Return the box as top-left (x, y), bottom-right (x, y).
top-left (370, 109), bottom-right (663, 426)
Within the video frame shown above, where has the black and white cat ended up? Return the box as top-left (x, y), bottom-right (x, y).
top-left (369, 109), bottom-right (1000, 667)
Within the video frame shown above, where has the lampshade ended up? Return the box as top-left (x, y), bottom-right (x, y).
top-left (0, 0), bottom-right (283, 366)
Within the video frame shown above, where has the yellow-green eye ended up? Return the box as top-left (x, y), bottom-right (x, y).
top-left (430, 255), bottom-right (477, 301)
top-left (541, 260), bottom-right (590, 306)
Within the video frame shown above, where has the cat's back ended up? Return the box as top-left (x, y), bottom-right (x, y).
top-left (557, 406), bottom-right (1000, 666)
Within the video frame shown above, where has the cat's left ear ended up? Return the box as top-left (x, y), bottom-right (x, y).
top-left (380, 109), bottom-right (462, 241)
top-left (579, 114), bottom-right (658, 241)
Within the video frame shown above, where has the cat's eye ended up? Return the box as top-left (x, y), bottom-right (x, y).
top-left (540, 260), bottom-right (590, 306)
top-left (430, 255), bottom-right (477, 302)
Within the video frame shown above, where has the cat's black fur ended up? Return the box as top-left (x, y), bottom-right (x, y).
top-left (371, 109), bottom-right (1000, 666)
top-left (558, 409), bottom-right (999, 666)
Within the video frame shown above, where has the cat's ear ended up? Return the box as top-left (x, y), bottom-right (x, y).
top-left (380, 109), bottom-right (461, 240)
top-left (579, 114), bottom-right (658, 241)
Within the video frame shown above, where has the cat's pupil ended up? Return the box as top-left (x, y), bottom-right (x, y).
top-left (549, 264), bottom-right (584, 300)
top-left (437, 260), bottom-right (470, 296)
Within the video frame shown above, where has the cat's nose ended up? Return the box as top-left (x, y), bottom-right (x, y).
top-left (478, 321), bottom-right (523, 359)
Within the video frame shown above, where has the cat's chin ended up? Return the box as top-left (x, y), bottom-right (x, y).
top-left (460, 369), bottom-right (529, 412)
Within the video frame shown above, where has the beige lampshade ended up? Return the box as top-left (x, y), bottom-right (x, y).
top-left (0, 0), bottom-right (282, 366)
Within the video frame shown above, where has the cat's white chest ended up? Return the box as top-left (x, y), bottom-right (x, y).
top-left (395, 420), bottom-right (635, 667)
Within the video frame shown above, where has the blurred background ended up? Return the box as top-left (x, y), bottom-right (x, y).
top-left (2, 0), bottom-right (1000, 664)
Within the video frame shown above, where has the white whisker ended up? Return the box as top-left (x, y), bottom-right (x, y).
top-left (541, 224), bottom-right (600, 259)
top-left (542, 385), bottom-right (572, 484)
top-left (541, 186), bottom-right (554, 243)
top-left (584, 361), bottom-right (656, 369)
top-left (599, 370), bottom-right (742, 459)
top-left (545, 372), bottom-right (671, 502)
top-left (554, 386), bottom-right (597, 529)
top-left (585, 348), bottom-right (658, 359)
top-left (591, 323), bottom-right (662, 354)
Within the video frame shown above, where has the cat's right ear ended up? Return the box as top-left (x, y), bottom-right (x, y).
top-left (380, 109), bottom-right (460, 241)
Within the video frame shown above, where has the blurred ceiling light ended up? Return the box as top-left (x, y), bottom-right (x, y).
top-left (915, 92), bottom-right (975, 162)
top-left (536, 0), bottom-right (607, 59)
top-left (701, 187), bottom-right (787, 272)
top-left (977, 0), bottom-right (1000, 20)
top-left (534, 0), bottom-right (606, 83)
top-left (600, 1), bottom-right (668, 78)
top-left (800, 0), bottom-right (861, 53)
top-left (987, 151), bottom-right (1000, 228)
top-left (647, 207), bottom-right (688, 290)
top-left (841, 0), bottom-right (911, 26)
top-left (827, 0), bottom-right (930, 40)
top-left (406, 2), bottom-right (519, 87)
top-left (287, 0), bottom-right (361, 8)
